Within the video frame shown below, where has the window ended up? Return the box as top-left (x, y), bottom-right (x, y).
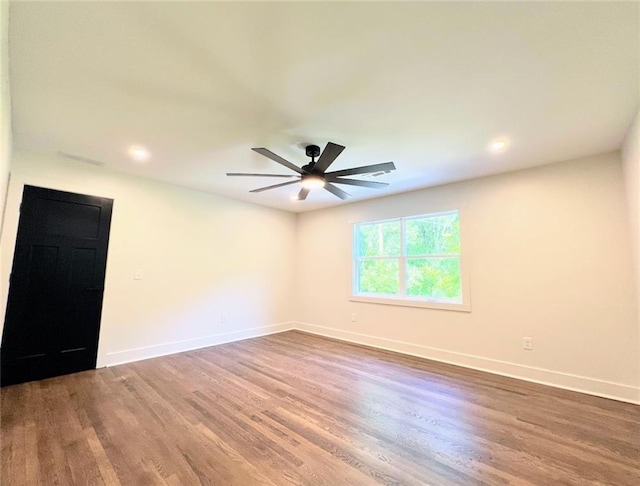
top-left (352, 210), bottom-right (469, 311)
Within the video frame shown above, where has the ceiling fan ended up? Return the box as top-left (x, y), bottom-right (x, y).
top-left (227, 142), bottom-right (397, 200)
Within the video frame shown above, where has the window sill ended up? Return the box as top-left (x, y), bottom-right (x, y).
top-left (350, 295), bottom-right (471, 312)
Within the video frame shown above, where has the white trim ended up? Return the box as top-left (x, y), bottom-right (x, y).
top-left (101, 322), bottom-right (295, 367)
top-left (350, 295), bottom-right (471, 312)
top-left (293, 321), bottom-right (640, 405)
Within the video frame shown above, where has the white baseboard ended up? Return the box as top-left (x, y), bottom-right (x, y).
top-left (294, 321), bottom-right (640, 405)
top-left (103, 322), bottom-right (295, 367)
top-left (99, 320), bottom-right (639, 405)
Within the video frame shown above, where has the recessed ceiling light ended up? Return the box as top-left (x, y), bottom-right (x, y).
top-left (128, 146), bottom-right (150, 161)
top-left (489, 139), bottom-right (509, 153)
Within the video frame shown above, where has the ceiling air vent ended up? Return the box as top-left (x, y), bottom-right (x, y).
top-left (57, 151), bottom-right (105, 167)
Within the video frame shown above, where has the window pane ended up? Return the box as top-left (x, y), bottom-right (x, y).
top-left (357, 220), bottom-right (401, 257)
top-left (406, 257), bottom-right (461, 300)
top-left (406, 213), bottom-right (460, 255)
top-left (358, 259), bottom-right (399, 295)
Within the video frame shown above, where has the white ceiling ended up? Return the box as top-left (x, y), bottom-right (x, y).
top-left (9, 1), bottom-right (639, 212)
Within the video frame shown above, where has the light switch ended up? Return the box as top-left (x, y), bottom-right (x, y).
top-left (134, 269), bottom-right (143, 280)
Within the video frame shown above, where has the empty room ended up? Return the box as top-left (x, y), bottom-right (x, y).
top-left (1, 1), bottom-right (639, 485)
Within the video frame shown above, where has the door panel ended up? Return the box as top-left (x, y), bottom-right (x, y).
top-left (36, 198), bottom-right (102, 238)
top-left (1, 185), bottom-right (113, 386)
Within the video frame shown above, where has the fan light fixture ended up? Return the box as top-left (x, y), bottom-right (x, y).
top-left (301, 174), bottom-right (326, 189)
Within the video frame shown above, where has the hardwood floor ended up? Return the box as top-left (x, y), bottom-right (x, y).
top-left (1, 330), bottom-right (639, 485)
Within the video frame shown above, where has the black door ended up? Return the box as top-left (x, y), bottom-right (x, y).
top-left (1, 185), bottom-right (113, 387)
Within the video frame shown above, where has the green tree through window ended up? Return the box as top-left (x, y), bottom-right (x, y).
top-left (354, 211), bottom-right (463, 303)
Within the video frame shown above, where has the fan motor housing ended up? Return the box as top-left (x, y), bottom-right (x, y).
top-left (302, 144), bottom-right (321, 172)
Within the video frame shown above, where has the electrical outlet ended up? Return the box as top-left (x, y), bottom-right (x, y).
top-left (134, 269), bottom-right (143, 280)
top-left (351, 313), bottom-right (357, 322)
top-left (221, 314), bottom-right (229, 324)
top-left (523, 337), bottom-right (533, 351)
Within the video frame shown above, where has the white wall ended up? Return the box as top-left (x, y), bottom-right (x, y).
top-left (622, 109), bottom-right (640, 383)
top-left (0, 2), bottom-right (11, 301)
top-left (1, 150), bottom-right (297, 366)
top-left (296, 152), bottom-right (639, 402)
top-left (0, 0), bottom-right (10, 230)
top-left (2, 148), bottom-right (638, 403)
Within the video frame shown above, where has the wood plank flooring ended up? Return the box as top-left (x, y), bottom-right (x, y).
top-left (2, 330), bottom-right (639, 485)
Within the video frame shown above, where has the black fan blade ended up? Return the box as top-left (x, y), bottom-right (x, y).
top-left (314, 142), bottom-right (346, 174)
top-left (324, 183), bottom-right (352, 200)
top-left (227, 172), bottom-right (297, 178)
top-left (325, 162), bottom-right (396, 178)
top-left (297, 187), bottom-right (310, 200)
top-left (249, 180), bottom-right (300, 193)
top-left (325, 177), bottom-right (389, 188)
top-left (252, 148), bottom-right (304, 174)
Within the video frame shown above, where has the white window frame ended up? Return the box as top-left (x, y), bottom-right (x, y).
top-left (351, 210), bottom-right (471, 312)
